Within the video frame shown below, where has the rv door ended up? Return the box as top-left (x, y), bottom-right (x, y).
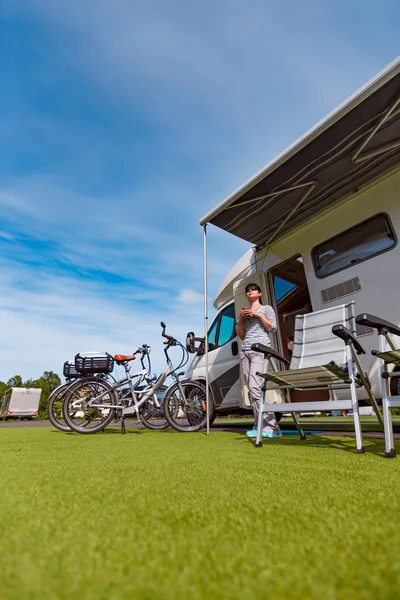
top-left (233, 273), bottom-right (281, 409)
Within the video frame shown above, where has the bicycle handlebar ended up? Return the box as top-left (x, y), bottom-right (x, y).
top-left (160, 321), bottom-right (173, 341)
top-left (137, 345), bottom-right (151, 354)
top-left (159, 321), bottom-right (190, 371)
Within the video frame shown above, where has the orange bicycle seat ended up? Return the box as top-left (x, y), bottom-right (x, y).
top-left (114, 354), bottom-right (136, 362)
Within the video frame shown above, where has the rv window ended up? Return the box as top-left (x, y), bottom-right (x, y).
top-left (273, 276), bottom-right (296, 302)
top-left (217, 304), bottom-right (236, 346)
top-left (207, 304), bottom-right (236, 351)
top-left (312, 213), bottom-right (396, 278)
top-left (208, 316), bottom-right (218, 349)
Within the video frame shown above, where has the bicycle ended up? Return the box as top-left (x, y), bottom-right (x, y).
top-left (160, 323), bottom-right (215, 432)
top-left (61, 343), bottom-right (169, 434)
top-left (49, 349), bottom-right (162, 433)
top-left (61, 323), bottom-right (214, 434)
top-left (48, 356), bottom-right (114, 432)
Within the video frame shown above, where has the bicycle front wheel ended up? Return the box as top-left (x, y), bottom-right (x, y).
top-left (62, 378), bottom-right (118, 434)
top-left (163, 381), bottom-right (212, 432)
top-left (140, 393), bottom-right (169, 430)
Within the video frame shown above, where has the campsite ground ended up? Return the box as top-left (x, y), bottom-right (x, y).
top-left (1, 425), bottom-right (399, 599)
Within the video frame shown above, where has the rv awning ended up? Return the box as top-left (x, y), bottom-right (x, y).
top-left (200, 57), bottom-right (400, 248)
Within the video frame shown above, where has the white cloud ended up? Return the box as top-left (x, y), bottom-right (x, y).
top-left (0, 263), bottom-right (206, 382)
top-left (0, 176), bottom-right (249, 293)
top-left (10, 0), bottom-right (382, 168)
top-left (0, 231), bottom-right (15, 241)
top-left (2, 0), bottom-right (397, 383)
top-left (177, 288), bottom-right (204, 306)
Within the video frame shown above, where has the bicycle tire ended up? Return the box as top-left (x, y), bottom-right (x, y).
top-left (48, 382), bottom-right (91, 432)
top-left (163, 381), bottom-right (212, 432)
top-left (187, 383), bottom-right (216, 427)
top-left (188, 406), bottom-right (216, 427)
top-left (62, 378), bottom-right (118, 434)
top-left (47, 383), bottom-right (73, 432)
top-left (139, 393), bottom-right (169, 430)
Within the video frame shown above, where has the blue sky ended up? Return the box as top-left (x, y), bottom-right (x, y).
top-left (1, 0), bottom-right (399, 381)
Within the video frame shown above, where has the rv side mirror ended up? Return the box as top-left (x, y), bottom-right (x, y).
top-left (186, 332), bottom-right (196, 354)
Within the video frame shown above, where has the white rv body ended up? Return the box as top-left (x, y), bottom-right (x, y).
top-left (0, 387), bottom-right (42, 420)
top-left (185, 58), bottom-right (400, 415)
top-left (186, 168), bottom-right (400, 411)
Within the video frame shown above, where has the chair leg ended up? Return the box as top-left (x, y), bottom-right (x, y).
top-left (282, 389), bottom-right (306, 440)
top-left (352, 349), bottom-right (383, 427)
top-left (255, 383), bottom-right (265, 448)
top-left (381, 362), bottom-right (396, 458)
top-left (352, 401), bottom-right (364, 453)
top-left (292, 412), bottom-right (306, 441)
top-left (347, 348), bottom-right (364, 453)
top-left (255, 407), bottom-right (263, 448)
top-left (267, 360), bottom-right (305, 440)
top-left (383, 399), bottom-right (396, 458)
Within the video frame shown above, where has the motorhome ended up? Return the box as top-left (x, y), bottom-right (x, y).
top-left (185, 57), bottom-right (400, 418)
top-left (0, 387), bottom-right (42, 420)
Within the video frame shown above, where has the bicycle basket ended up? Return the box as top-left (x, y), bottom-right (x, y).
top-left (63, 361), bottom-right (81, 378)
top-left (74, 353), bottom-right (114, 374)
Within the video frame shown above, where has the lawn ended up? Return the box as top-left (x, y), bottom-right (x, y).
top-left (0, 426), bottom-right (399, 600)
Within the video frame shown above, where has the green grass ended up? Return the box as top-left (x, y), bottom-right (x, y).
top-left (1, 427), bottom-right (400, 600)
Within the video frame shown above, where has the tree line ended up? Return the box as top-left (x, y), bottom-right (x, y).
top-left (0, 371), bottom-right (61, 419)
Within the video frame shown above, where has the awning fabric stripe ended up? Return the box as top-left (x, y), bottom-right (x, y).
top-left (201, 58), bottom-right (400, 248)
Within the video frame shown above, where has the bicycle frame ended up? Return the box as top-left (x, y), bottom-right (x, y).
top-left (80, 364), bottom-right (168, 416)
top-left (122, 358), bottom-right (173, 416)
top-left (72, 339), bottom-right (190, 417)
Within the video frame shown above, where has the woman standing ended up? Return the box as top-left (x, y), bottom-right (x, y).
top-left (236, 283), bottom-right (282, 439)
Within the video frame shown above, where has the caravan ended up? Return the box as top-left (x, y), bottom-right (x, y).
top-left (184, 57), bottom-right (400, 419)
top-left (0, 388), bottom-right (42, 420)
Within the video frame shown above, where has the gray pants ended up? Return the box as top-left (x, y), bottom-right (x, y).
top-left (240, 349), bottom-right (281, 433)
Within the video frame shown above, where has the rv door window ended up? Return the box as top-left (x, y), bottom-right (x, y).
top-left (217, 303), bottom-right (236, 346)
top-left (208, 316), bottom-right (218, 350)
top-left (273, 276), bottom-right (296, 302)
top-left (312, 213), bottom-right (396, 278)
top-left (207, 303), bottom-right (236, 351)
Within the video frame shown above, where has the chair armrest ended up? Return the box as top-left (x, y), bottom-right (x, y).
top-left (356, 313), bottom-right (400, 337)
top-left (332, 324), bottom-right (365, 355)
top-left (250, 343), bottom-right (290, 365)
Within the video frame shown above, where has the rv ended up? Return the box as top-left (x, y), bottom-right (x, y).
top-left (0, 388), bottom-right (42, 420)
top-left (185, 57), bottom-right (400, 419)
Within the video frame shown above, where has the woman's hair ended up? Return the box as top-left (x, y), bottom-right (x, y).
top-left (245, 282), bottom-right (262, 303)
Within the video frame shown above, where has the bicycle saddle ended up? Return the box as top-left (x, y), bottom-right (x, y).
top-left (114, 354), bottom-right (136, 363)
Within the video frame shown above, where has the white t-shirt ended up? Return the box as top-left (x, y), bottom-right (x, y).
top-left (241, 305), bottom-right (277, 351)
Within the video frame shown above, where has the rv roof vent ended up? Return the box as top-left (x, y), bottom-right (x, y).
top-left (320, 277), bottom-right (361, 304)
top-left (356, 323), bottom-right (374, 337)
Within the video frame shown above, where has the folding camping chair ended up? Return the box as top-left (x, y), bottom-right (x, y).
top-left (356, 313), bottom-right (400, 458)
top-left (251, 302), bottom-right (383, 452)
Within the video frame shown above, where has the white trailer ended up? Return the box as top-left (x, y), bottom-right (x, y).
top-left (185, 57), bottom-right (400, 417)
top-left (0, 388), bottom-right (42, 420)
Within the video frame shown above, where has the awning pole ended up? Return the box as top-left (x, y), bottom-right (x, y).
top-left (203, 224), bottom-right (210, 435)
